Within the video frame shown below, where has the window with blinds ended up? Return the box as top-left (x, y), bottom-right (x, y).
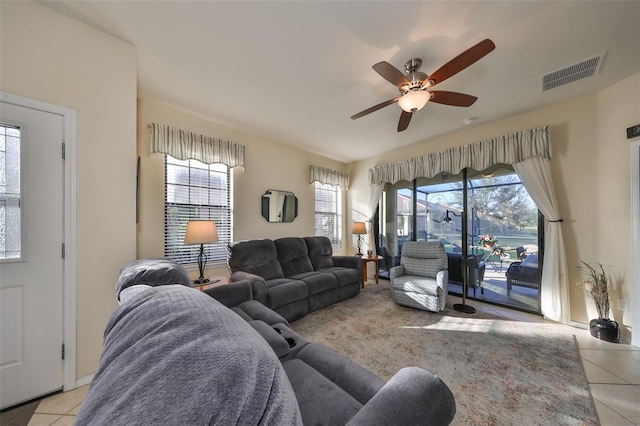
top-left (165, 155), bottom-right (232, 265)
top-left (314, 182), bottom-right (342, 249)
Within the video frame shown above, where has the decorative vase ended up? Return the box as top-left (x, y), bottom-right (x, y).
top-left (483, 242), bottom-right (494, 248)
top-left (589, 318), bottom-right (620, 343)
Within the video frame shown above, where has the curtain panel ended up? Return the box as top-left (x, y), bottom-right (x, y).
top-left (149, 123), bottom-right (245, 168)
top-left (309, 165), bottom-right (349, 188)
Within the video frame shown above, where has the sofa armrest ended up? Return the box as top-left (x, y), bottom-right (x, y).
top-left (346, 367), bottom-right (456, 426)
top-left (332, 255), bottom-right (361, 270)
top-left (203, 280), bottom-right (252, 308)
top-left (436, 269), bottom-right (448, 289)
top-left (230, 271), bottom-right (268, 304)
top-left (389, 265), bottom-right (405, 280)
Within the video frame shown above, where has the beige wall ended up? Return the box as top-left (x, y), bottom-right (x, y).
top-left (136, 98), bottom-right (349, 279)
top-left (1, 2), bottom-right (138, 378)
top-left (348, 72), bottom-right (640, 338)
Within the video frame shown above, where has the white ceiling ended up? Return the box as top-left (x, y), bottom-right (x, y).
top-left (42, 1), bottom-right (640, 163)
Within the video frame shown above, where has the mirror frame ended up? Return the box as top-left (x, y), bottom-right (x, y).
top-left (261, 189), bottom-right (298, 222)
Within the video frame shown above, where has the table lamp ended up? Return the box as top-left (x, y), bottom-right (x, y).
top-left (352, 221), bottom-right (366, 256)
top-left (184, 220), bottom-right (218, 284)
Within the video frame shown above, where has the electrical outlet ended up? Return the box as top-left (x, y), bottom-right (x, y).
top-left (618, 298), bottom-right (628, 312)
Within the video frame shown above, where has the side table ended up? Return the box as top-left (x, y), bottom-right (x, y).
top-left (360, 256), bottom-right (381, 289)
top-left (191, 276), bottom-right (230, 292)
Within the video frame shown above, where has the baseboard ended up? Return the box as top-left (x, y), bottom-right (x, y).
top-left (76, 374), bottom-right (94, 388)
top-left (569, 320), bottom-right (588, 330)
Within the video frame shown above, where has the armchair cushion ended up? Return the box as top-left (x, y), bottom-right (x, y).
top-left (400, 242), bottom-right (448, 277)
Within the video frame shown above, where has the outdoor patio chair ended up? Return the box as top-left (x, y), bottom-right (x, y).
top-left (505, 253), bottom-right (540, 295)
top-left (378, 246), bottom-right (401, 279)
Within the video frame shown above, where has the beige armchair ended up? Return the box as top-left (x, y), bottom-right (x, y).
top-left (390, 241), bottom-right (449, 312)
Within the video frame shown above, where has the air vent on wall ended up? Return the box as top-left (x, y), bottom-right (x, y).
top-left (542, 52), bottom-right (605, 91)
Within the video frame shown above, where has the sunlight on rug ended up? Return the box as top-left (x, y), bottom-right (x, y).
top-left (291, 282), bottom-right (598, 426)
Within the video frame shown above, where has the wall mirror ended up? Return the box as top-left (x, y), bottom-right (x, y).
top-left (261, 190), bottom-right (298, 222)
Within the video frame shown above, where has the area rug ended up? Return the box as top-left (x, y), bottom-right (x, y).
top-left (0, 400), bottom-right (39, 426)
top-left (290, 282), bottom-right (598, 425)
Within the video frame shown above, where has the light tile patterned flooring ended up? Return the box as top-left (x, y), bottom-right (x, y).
top-left (27, 297), bottom-right (640, 425)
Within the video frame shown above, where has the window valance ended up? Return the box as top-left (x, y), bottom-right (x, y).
top-left (369, 126), bottom-right (550, 185)
top-left (309, 165), bottom-right (349, 188)
top-left (149, 123), bottom-right (245, 168)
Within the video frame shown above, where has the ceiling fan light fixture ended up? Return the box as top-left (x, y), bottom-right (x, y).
top-left (398, 90), bottom-right (430, 112)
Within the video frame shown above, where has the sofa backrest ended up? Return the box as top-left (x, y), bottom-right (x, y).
top-left (303, 236), bottom-right (334, 270)
top-left (228, 239), bottom-right (284, 280)
top-left (274, 237), bottom-right (314, 277)
top-left (401, 241), bottom-right (447, 277)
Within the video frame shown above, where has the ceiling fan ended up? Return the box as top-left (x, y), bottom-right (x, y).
top-left (351, 39), bottom-right (496, 132)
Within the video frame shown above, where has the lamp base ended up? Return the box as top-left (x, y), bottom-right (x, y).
top-left (453, 303), bottom-right (476, 314)
top-left (193, 277), bottom-right (210, 285)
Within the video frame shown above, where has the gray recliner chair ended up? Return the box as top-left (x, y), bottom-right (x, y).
top-left (390, 241), bottom-right (449, 312)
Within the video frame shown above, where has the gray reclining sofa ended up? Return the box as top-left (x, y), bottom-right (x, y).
top-left (228, 236), bottom-right (361, 322)
top-left (206, 278), bottom-right (457, 425)
top-left (79, 258), bottom-right (457, 425)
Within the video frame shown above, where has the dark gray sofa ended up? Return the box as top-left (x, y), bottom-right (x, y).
top-left (206, 280), bottom-right (457, 425)
top-left (228, 236), bottom-right (361, 322)
top-left (84, 258), bottom-right (456, 425)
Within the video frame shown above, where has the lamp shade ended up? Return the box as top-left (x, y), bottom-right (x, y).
top-left (352, 222), bottom-right (366, 235)
top-left (184, 220), bottom-right (218, 245)
top-left (398, 90), bottom-right (430, 112)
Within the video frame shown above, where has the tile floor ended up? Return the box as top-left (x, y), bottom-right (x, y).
top-left (26, 298), bottom-right (640, 425)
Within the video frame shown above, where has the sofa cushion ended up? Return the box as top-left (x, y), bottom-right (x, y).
top-left (289, 271), bottom-right (338, 295)
top-left (297, 343), bottom-right (384, 405)
top-left (317, 266), bottom-right (360, 287)
top-left (228, 239), bottom-right (284, 280)
top-left (275, 237), bottom-right (315, 277)
top-left (304, 236), bottom-right (335, 270)
top-left (282, 359), bottom-right (362, 425)
top-left (265, 279), bottom-right (308, 309)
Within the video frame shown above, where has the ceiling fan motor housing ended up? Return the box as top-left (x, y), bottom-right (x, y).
top-left (401, 58), bottom-right (428, 94)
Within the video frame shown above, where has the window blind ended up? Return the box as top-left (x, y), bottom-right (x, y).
top-left (314, 182), bottom-right (342, 248)
top-left (164, 155), bottom-right (232, 265)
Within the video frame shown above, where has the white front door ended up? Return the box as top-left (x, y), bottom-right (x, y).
top-left (0, 101), bottom-right (65, 409)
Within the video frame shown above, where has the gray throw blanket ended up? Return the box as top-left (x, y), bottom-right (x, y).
top-left (75, 285), bottom-right (301, 425)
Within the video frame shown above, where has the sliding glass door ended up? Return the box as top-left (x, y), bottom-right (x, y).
top-left (377, 165), bottom-right (542, 314)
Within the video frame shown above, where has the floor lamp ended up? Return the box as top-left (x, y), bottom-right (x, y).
top-left (445, 208), bottom-right (476, 314)
top-left (352, 222), bottom-right (366, 256)
top-left (184, 220), bottom-right (219, 284)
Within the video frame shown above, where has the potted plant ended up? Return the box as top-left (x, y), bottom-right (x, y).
top-left (577, 261), bottom-right (620, 343)
top-left (478, 234), bottom-right (497, 248)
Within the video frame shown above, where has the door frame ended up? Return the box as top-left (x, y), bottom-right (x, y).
top-left (1, 92), bottom-right (77, 391)
top-left (631, 140), bottom-right (640, 347)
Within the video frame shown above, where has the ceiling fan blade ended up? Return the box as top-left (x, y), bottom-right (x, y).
top-left (351, 98), bottom-right (398, 120)
top-left (397, 110), bottom-right (413, 132)
top-left (373, 61), bottom-right (410, 87)
top-left (424, 39), bottom-right (495, 87)
top-left (429, 91), bottom-right (478, 107)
